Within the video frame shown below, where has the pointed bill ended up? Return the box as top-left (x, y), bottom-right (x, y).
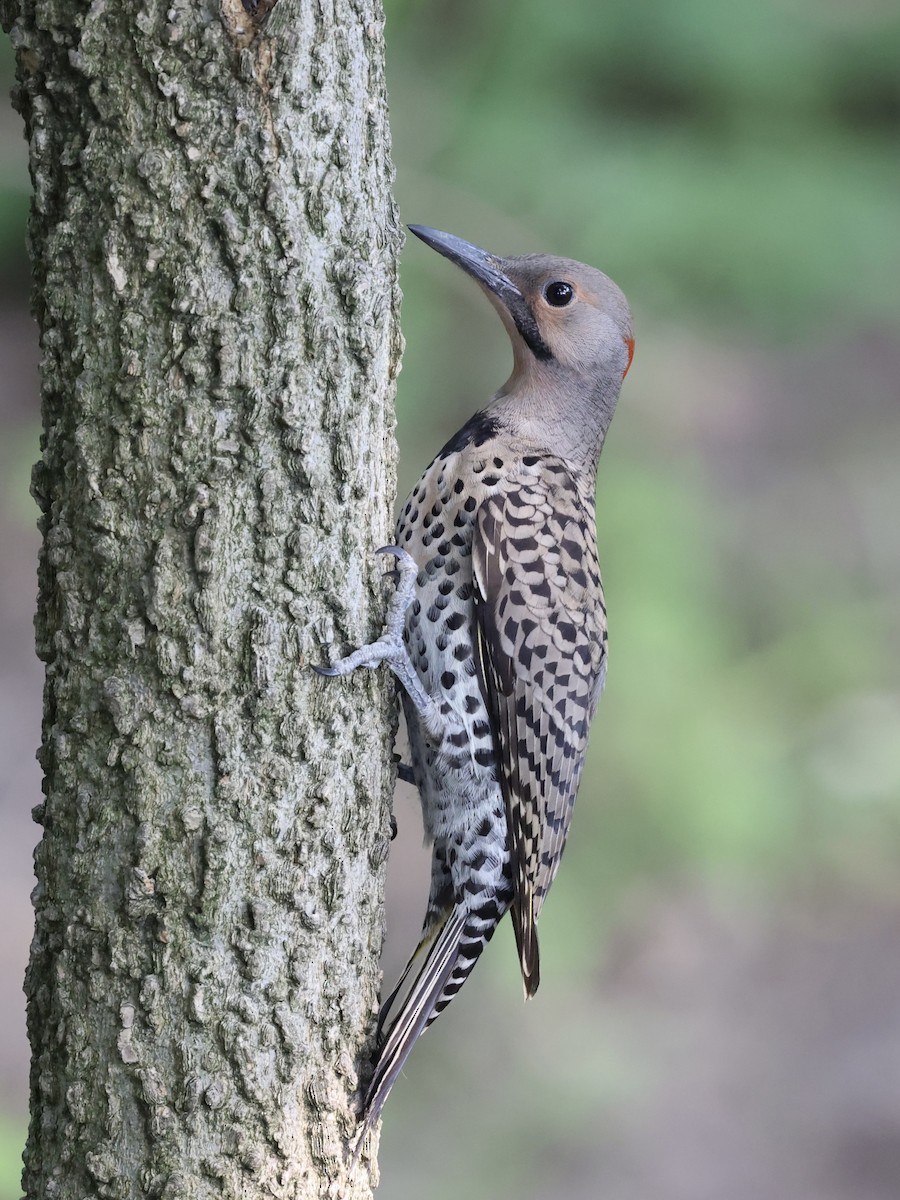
top-left (408, 224), bottom-right (552, 361)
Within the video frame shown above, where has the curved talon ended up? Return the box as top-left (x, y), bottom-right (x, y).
top-left (375, 545), bottom-right (415, 563)
top-left (312, 664), bottom-right (339, 677)
top-left (375, 544), bottom-right (420, 586)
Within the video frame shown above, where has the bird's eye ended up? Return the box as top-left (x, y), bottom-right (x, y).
top-left (544, 281), bottom-right (574, 307)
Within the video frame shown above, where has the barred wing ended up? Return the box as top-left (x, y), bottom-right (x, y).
top-left (472, 466), bottom-right (607, 997)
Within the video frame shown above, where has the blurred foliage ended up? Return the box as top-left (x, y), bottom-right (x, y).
top-left (385, 0), bottom-right (900, 912)
top-left (381, 1), bottom-right (900, 1193)
top-left (386, 0), bottom-right (900, 337)
top-left (0, 39), bottom-right (27, 277)
top-left (0, 1118), bottom-right (22, 1200)
top-left (1, 1), bottom-right (900, 1196)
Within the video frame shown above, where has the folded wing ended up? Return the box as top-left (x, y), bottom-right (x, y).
top-left (472, 463), bottom-right (608, 997)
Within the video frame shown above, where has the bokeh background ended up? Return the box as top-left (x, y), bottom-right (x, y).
top-left (2, 1), bottom-right (900, 1196)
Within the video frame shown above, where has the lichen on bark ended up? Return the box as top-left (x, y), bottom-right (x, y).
top-left (1, 0), bottom-right (402, 1196)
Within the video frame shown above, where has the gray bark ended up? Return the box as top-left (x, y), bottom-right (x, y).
top-left (1, 1), bottom-right (402, 1196)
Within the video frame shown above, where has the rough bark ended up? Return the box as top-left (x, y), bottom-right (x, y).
top-left (1, 1), bottom-right (402, 1196)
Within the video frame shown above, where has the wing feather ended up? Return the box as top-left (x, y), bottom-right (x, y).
top-left (472, 463), bottom-right (607, 997)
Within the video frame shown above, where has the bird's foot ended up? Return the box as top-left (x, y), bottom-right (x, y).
top-left (313, 546), bottom-right (416, 677)
top-left (314, 546), bottom-right (446, 741)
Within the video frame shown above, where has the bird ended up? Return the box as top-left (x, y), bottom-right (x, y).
top-left (315, 224), bottom-right (634, 1152)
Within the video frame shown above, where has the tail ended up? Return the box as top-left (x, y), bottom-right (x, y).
top-left (511, 883), bottom-right (541, 999)
top-left (351, 900), bottom-right (502, 1159)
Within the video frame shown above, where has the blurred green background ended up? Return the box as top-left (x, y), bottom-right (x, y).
top-left (2, 1), bottom-right (900, 1196)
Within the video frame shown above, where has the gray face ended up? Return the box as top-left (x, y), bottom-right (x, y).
top-left (501, 254), bottom-right (634, 378)
top-left (408, 227), bottom-right (635, 385)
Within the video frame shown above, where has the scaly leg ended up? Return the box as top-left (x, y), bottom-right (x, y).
top-left (314, 546), bottom-right (449, 743)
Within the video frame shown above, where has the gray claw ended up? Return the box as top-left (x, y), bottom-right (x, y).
top-left (312, 544), bottom-right (447, 742)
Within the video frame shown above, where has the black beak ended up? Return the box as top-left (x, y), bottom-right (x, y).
top-left (408, 225), bottom-right (552, 361)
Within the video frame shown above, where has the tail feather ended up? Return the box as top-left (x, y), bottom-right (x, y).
top-left (512, 888), bottom-right (541, 999)
top-left (375, 907), bottom-right (448, 1043)
top-left (351, 896), bottom-right (510, 1162)
top-left (352, 906), bottom-right (466, 1160)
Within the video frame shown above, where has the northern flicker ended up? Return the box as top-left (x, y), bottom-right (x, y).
top-left (315, 225), bottom-right (634, 1147)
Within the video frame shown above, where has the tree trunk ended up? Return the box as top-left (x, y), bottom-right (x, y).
top-left (1, 1), bottom-right (402, 1196)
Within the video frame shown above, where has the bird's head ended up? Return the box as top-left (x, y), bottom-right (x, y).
top-left (408, 225), bottom-right (634, 392)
